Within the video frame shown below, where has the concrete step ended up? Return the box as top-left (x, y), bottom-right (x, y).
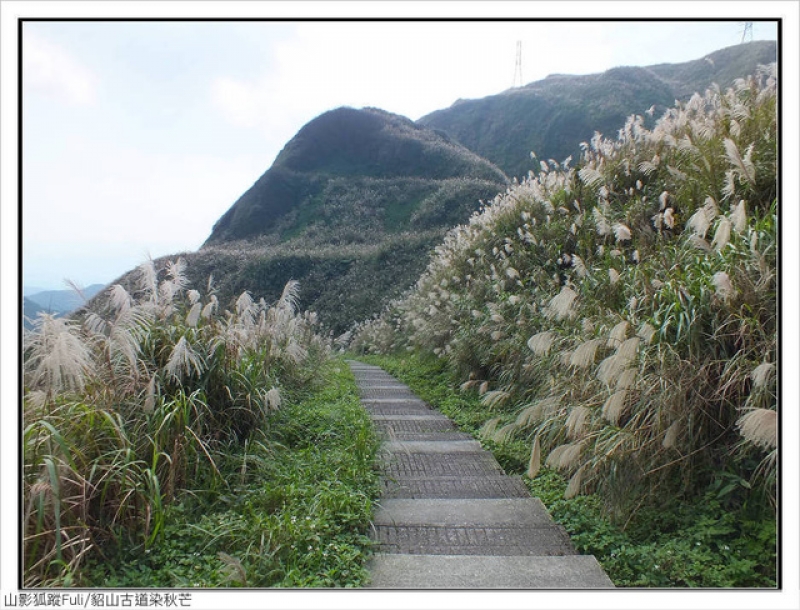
top-left (381, 476), bottom-right (531, 499)
top-left (372, 498), bottom-right (558, 528)
top-left (373, 523), bottom-right (576, 556)
top-left (379, 440), bottom-right (483, 453)
top-left (366, 554), bottom-right (615, 588)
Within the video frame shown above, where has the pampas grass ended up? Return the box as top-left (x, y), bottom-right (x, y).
top-left (737, 409), bottom-right (777, 450)
top-left (350, 67), bottom-right (778, 517)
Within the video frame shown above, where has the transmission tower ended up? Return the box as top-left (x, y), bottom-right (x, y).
top-left (512, 41), bottom-right (523, 88)
top-left (740, 21), bottom-right (753, 43)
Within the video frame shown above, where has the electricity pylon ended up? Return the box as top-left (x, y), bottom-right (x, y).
top-left (512, 41), bottom-right (523, 88)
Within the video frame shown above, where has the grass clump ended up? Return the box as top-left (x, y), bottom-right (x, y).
top-left (23, 258), bottom-right (332, 586)
top-left (81, 359), bottom-right (380, 588)
top-left (360, 353), bottom-right (776, 588)
top-left (351, 68), bottom-right (778, 525)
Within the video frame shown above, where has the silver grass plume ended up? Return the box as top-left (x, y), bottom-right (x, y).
top-left (527, 331), bottom-right (555, 356)
top-left (527, 436), bottom-right (542, 479)
top-left (492, 423), bottom-right (517, 444)
top-left (186, 302), bottom-right (203, 328)
top-left (751, 362), bottom-right (775, 389)
top-left (712, 271), bottom-right (736, 301)
top-left (137, 259), bottom-right (158, 302)
top-left (25, 314), bottom-right (95, 394)
top-left (481, 389), bottom-right (511, 409)
top-left (607, 321), bottom-right (629, 348)
top-left (637, 322), bottom-right (656, 345)
top-left (164, 336), bottom-right (204, 381)
top-left (602, 390), bottom-right (627, 425)
top-left (566, 406), bottom-right (591, 440)
top-left (663, 420), bottom-right (681, 449)
top-left (479, 417), bottom-right (502, 439)
top-left (737, 409), bottom-right (777, 450)
top-left (564, 465), bottom-right (585, 499)
top-left (686, 197), bottom-right (718, 239)
top-left (546, 442), bottom-right (583, 471)
top-left (712, 217), bottom-right (732, 252)
top-left (723, 138), bottom-right (756, 185)
top-left (613, 223), bottom-right (632, 242)
top-left (592, 208), bottom-right (610, 236)
top-left (730, 200), bottom-right (748, 233)
top-left (545, 286), bottom-right (578, 321)
top-left (570, 338), bottom-right (602, 368)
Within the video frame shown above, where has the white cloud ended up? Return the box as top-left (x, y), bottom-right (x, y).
top-left (23, 31), bottom-right (98, 105)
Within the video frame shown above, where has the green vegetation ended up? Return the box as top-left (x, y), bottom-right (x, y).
top-left (352, 67), bottom-right (778, 582)
top-left (81, 360), bottom-right (380, 587)
top-left (359, 353), bottom-right (776, 587)
top-left (420, 41), bottom-right (776, 179)
top-left (23, 258), bottom-right (380, 587)
top-left (205, 107), bottom-right (507, 244)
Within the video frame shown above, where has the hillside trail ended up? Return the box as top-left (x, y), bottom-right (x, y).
top-left (348, 361), bottom-right (614, 589)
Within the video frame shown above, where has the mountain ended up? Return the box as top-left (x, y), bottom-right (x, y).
top-left (97, 41), bottom-right (776, 335)
top-left (26, 284), bottom-right (105, 315)
top-left (23, 284), bottom-right (105, 329)
top-left (418, 41), bottom-right (777, 179)
top-left (205, 106), bottom-right (507, 245)
top-left (130, 108), bottom-right (508, 333)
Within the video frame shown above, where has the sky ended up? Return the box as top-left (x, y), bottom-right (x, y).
top-left (3, 4), bottom-right (800, 608)
top-left (13, 14), bottom-right (781, 291)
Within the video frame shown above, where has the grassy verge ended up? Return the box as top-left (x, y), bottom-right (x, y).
top-left (357, 352), bottom-right (777, 588)
top-left (81, 358), bottom-right (380, 588)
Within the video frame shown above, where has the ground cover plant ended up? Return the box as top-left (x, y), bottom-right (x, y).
top-left (79, 360), bottom-right (380, 587)
top-left (359, 353), bottom-right (776, 587)
top-left (351, 67), bottom-right (778, 585)
top-left (22, 258), bottom-right (371, 586)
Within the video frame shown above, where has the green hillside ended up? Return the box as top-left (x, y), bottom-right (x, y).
top-left (352, 66), bottom-right (777, 564)
top-left (205, 107), bottom-right (507, 244)
top-left (419, 41), bottom-right (777, 179)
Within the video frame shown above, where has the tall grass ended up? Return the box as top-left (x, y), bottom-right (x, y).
top-left (23, 258), bottom-right (329, 586)
top-left (351, 66), bottom-right (778, 518)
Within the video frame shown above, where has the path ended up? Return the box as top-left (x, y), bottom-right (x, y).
top-left (349, 361), bottom-right (614, 589)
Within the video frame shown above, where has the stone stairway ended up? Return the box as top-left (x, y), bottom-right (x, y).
top-left (349, 361), bottom-right (614, 589)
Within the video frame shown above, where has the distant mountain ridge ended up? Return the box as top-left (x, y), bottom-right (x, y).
top-left (418, 41), bottom-right (777, 178)
top-left (23, 284), bottom-right (105, 329)
top-left (98, 41), bottom-right (776, 334)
